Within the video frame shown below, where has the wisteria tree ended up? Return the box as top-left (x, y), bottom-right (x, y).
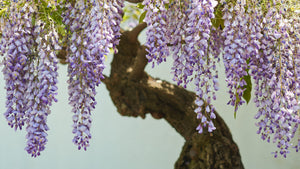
top-left (0, 0), bottom-right (299, 168)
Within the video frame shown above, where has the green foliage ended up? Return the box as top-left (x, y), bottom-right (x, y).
top-left (242, 74), bottom-right (252, 104)
top-left (234, 59), bottom-right (252, 119)
top-left (242, 59), bottom-right (252, 105)
top-left (0, 7), bottom-right (7, 18)
top-left (136, 2), bottom-right (144, 9)
top-left (122, 3), bottom-right (143, 25)
top-left (0, 0), bottom-right (9, 18)
top-left (211, 3), bottom-right (224, 29)
top-left (136, 3), bottom-right (146, 24)
top-left (234, 89), bottom-right (240, 119)
top-left (0, 0), bottom-right (65, 34)
top-left (139, 11), bottom-right (146, 23)
top-left (34, 0), bottom-right (65, 34)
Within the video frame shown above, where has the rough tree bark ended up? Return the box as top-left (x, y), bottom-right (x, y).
top-left (101, 24), bottom-right (244, 168)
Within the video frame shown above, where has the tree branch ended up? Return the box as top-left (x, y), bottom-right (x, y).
top-left (104, 29), bottom-right (244, 169)
top-left (129, 45), bottom-right (148, 81)
top-left (127, 22), bottom-right (147, 43)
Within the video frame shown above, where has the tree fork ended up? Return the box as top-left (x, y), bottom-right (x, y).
top-left (102, 26), bottom-right (245, 169)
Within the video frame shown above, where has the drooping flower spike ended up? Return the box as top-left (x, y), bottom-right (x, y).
top-left (1, 1), bottom-right (60, 157)
top-left (62, 0), bottom-right (124, 150)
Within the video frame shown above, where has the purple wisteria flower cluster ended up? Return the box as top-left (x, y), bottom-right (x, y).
top-left (247, 1), bottom-right (300, 157)
top-left (143, 0), bottom-right (220, 133)
top-left (1, 3), bottom-right (34, 131)
top-left (24, 22), bottom-right (60, 157)
top-left (0, 0), bottom-right (299, 159)
top-left (0, 0), bottom-right (123, 157)
top-left (0, 1), bottom-right (60, 157)
top-left (62, 0), bottom-right (123, 151)
top-left (143, 0), bottom-right (300, 157)
top-left (222, 1), bottom-right (249, 111)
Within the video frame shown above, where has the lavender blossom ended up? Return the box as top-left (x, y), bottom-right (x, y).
top-left (1, 1), bottom-right (59, 157)
top-left (108, 0), bottom-right (125, 53)
top-left (222, 1), bottom-right (249, 112)
top-left (63, 0), bottom-right (121, 150)
top-left (249, 2), bottom-right (300, 157)
top-left (1, 2), bottom-right (34, 130)
top-left (24, 22), bottom-right (59, 157)
top-left (143, 0), bottom-right (170, 67)
top-left (184, 0), bottom-right (218, 133)
top-left (168, 0), bottom-right (189, 86)
top-left (144, 0), bottom-right (219, 133)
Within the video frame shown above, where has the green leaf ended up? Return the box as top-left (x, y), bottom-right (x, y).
top-left (211, 4), bottom-right (224, 29)
top-left (50, 5), bottom-right (64, 25)
top-left (234, 89), bottom-right (240, 119)
top-left (0, 8), bottom-right (7, 17)
top-left (139, 11), bottom-right (147, 23)
top-left (234, 58), bottom-right (252, 119)
top-left (136, 3), bottom-right (144, 9)
top-left (164, 3), bottom-right (169, 10)
top-left (234, 76), bottom-right (252, 119)
top-left (242, 74), bottom-right (252, 104)
top-left (242, 58), bottom-right (252, 104)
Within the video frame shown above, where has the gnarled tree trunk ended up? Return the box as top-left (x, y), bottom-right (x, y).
top-left (101, 24), bottom-right (244, 169)
top-left (56, 3), bottom-right (245, 167)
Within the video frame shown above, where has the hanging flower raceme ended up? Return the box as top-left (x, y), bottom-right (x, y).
top-left (250, 1), bottom-right (300, 157)
top-left (168, 0), bottom-right (189, 87)
top-left (143, 0), bottom-right (219, 133)
top-left (24, 22), bottom-right (60, 157)
top-left (221, 0), bottom-right (250, 112)
top-left (186, 0), bottom-right (218, 133)
top-left (1, 2), bottom-right (34, 131)
top-left (249, 1), bottom-right (280, 147)
top-left (63, 0), bottom-right (122, 150)
top-left (143, 0), bottom-right (170, 67)
top-left (0, 1), bottom-right (60, 157)
top-left (108, 0), bottom-right (125, 53)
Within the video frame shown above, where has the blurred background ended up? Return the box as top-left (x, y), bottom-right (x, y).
top-left (0, 3), bottom-right (300, 169)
